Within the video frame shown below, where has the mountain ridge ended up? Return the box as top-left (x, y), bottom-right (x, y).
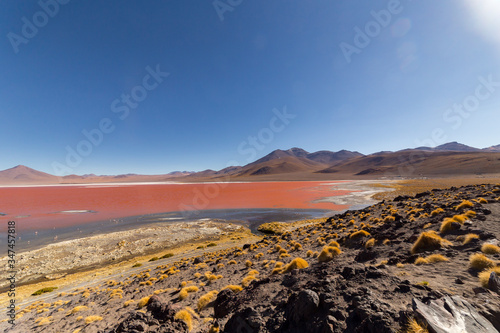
top-left (1, 142), bottom-right (499, 184)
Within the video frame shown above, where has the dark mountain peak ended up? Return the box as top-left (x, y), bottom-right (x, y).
top-left (483, 144), bottom-right (500, 152)
top-left (285, 147), bottom-right (309, 157)
top-left (435, 142), bottom-right (479, 152)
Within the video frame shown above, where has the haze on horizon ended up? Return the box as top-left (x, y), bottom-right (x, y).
top-left (1, 0), bottom-right (500, 175)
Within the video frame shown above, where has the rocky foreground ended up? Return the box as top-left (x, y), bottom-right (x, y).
top-left (2, 183), bottom-right (500, 332)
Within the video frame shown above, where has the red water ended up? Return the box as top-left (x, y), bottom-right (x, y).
top-left (0, 181), bottom-right (350, 232)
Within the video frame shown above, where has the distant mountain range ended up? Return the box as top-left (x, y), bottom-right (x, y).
top-left (1, 142), bottom-right (500, 184)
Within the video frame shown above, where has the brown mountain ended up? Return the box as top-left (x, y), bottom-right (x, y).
top-left (0, 165), bottom-right (60, 184)
top-left (317, 150), bottom-right (500, 178)
top-left (306, 149), bottom-right (363, 164)
top-left (2, 142), bottom-right (500, 184)
top-left (483, 144), bottom-right (500, 152)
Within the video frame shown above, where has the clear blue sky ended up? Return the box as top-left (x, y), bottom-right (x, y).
top-left (1, 0), bottom-right (499, 175)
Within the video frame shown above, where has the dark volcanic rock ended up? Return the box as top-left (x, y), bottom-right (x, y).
top-left (223, 307), bottom-right (266, 333)
top-left (488, 272), bottom-right (500, 294)
top-left (285, 289), bottom-right (320, 324)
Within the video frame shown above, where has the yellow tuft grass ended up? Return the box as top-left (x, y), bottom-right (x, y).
top-left (222, 285), bottom-right (243, 293)
top-left (455, 200), bottom-right (474, 210)
top-left (197, 290), bottom-right (218, 311)
top-left (411, 231), bottom-right (452, 254)
top-left (241, 275), bottom-right (257, 287)
top-left (278, 257), bottom-right (309, 274)
top-left (174, 308), bottom-right (193, 331)
top-left (462, 233), bottom-right (479, 245)
top-left (402, 318), bottom-right (429, 333)
top-left (318, 246), bottom-right (342, 263)
top-left (85, 316), bottom-right (103, 324)
top-left (481, 243), bottom-right (500, 254)
top-left (349, 230), bottom-right (370, 239)
top-left (67, 306), bottom-right (88, 315)
top-left (365, 238), bottom-right (376, 249)
top-left (137, 296), bottom-right (151, 308)
top-left (414, 254), bottom-right (448, 265)
top-left (478, 267), bottom-right (500, 288)
top-left (328, 240), bottom-right (340, 247)
top-left (179, 286), bottom-right (199, 300)
top-left (430, 208), bottom-right (444, 217)
top-left (469, 253), bottom-right (495, 270)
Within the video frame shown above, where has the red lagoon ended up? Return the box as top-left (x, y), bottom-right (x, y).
top-left (0, 181), bottom-right (352, 232)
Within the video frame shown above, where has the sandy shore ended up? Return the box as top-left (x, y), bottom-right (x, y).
top-left (0, 220), bottom-right (245, 290)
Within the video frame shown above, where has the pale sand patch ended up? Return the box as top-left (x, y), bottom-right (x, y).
top-left (0, 220), bottom-right (247, 291)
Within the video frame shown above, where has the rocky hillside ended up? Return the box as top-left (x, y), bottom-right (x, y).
top-left (2, 184), bottom-right (500, 332)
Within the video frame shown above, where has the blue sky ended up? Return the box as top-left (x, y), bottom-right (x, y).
top-left (1, 0), bottom-right (500, 175)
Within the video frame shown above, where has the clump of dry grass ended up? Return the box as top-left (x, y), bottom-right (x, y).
top-left (455, 200), bottom-right (474, 210)
top-left (178, 286), bottom-right (199, 300)
top-left (222, 285), bottom-right (243, 293)
top-left (478, 267), bottom-right (500, 288)
top-left (439, 218), bottom-right (459, 233)
top-left (349, 230), bottom-right (370, 239)
top-left (365, 238), bottom-right (376, 249)
top-left (400, 317), bottom-right (429, 333)
top-left (318, 246), bottom-right (342, 263)
top-left (411, 231), bottom-right (452, 254)
top-left (414, 254), bottom-right (448, 265)
top-left (461, 233), bottom-right (479, 245)
top-left (277, 257), bottom-right (309, 274)
top-left (197, 290), bottom-right (218, 311)
top-left (85, 316), bottom-right (103, 324)
top-left (469, 253), bottom-right (495, 270)
top-left (174, 308), bottom-right (193, 331)
top-left (430, 208), bottom-right (444, 217)
top-left (481, 243), bottom-right (500, 254)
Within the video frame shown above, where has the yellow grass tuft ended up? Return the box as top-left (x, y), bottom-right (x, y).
top-left (430, 208), bottom-right (444, 217)
top-left (85, 316), bottom-right (103, 324)
top-left (455, 200), bottom-right (474, 210)
top-left (123, 300), bottom-right (135, 308)
top-left (402, 318), bottom-right (429, 333)
top-left (174, 309), bottom-right (193, 331)
top-left (481, 243), bottom-right (500, 254)
top-left (411, 231), bottom-right (452, 254)
top-left (384, 216), bottom-right (395, 223)
top-left (328, 240), bottom-right (340, 247)
top-left (349, 230), bottom-right (370, 239)
top-left (478, 267), bottom-right (500, 288)
top-left (469, 253), bottom-right (495, 270)
top-left (241, 275), bottom-right (257, 287)
top-left (245, 260), bottom-right (253, 267)
top-left (440, 218), bottom-right (457, 233)
top-left (365, 238), bottom-right (376, 249)
top-left (414, 254), bottom-right (448, 265)
top-left (68, 306), bottom-right (88, 315)
top-left (197, 290), bottom-right (218, 311)
top-left (222, 285), bottom-right (243, 293)
top-left (318, 246), bottom-right (342, 263)
top-left (462, 233), bottom-right (479, 245)
top-left (464, 210), bottom-right (476, 218)
top-left (179, 286), bottom-right (199, 300)
top-left (278, 257), bottom-right (309, 274)
top-left (137, 296), bottom-right (151, 308)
